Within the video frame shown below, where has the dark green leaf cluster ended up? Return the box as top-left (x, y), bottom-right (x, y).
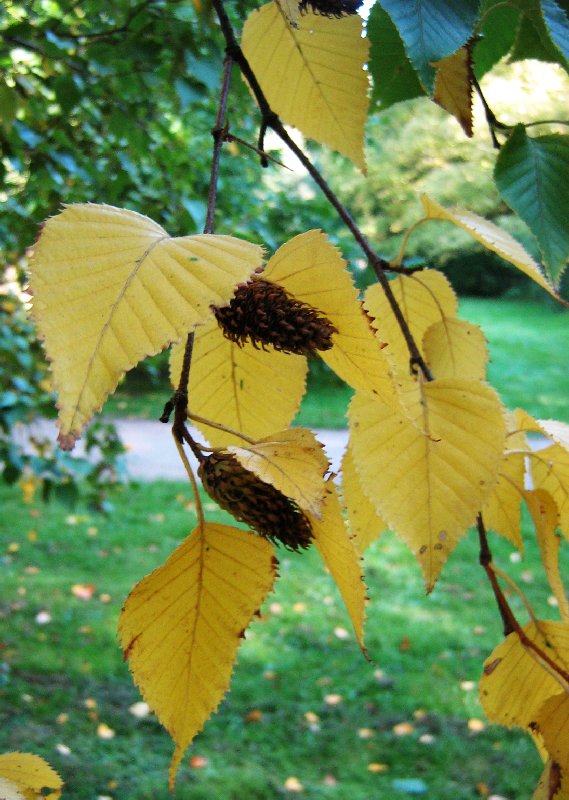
top-left (0, 289), bottom-right (126, 508)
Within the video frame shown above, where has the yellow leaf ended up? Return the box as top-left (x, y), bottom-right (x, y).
top-left (479, 620), bottom-right (569, 730)
top-left (119, 523), bottom-right (277, 789)
top-left (530, 444), bottom-right (569, 543)
top-left (30, 204), bottom-right (263, 448)
top-left (423, 317), bottom-right (488, 380)
top-left (482, 422), bottom-right (526, 550)
top-left (515, 412), bottom-right (569, 540)
top-left (309, 479), bottom-right (367, 653)
top-left (262, 230), bottom-right (398, 407)
top-left (526, 489), bottom-right (569, 622)
top-left (433, 46), bottom-right (474, 137)
top-left (420, 195), bottom-right (564, 303)
top-left (171, 318), bottom-right (307, 447)
top-left (516, 411), bottom-right (569, 454)
top-left (275, 0), bottom-right (300, 27)
top-left (227, 427), bottom-right (329, 517)
top-left (242, 3), bottom-right (369, 169)
top-left (0, 753), bottom-right (62, 800)
top-left (365, 270), bottom-right (458, 414)
top-left (532, 759), bottom-right (568, 800)
top-left (341, 444), bottom-right (387, 552)
top-left (349, 378), bottom-right (506, 591)
top-left (535, 693), bottom-right (569, 775)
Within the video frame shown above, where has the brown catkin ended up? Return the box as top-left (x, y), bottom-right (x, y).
top-left (299, 0), bottom-right (362, 17)
top-left (214, 278), bottom-right (337, 356)
top-left (198, 451), bottom-right (313, 551)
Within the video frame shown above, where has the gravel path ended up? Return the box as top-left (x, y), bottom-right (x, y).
top-left (17, 419), bottom-right (349, 481)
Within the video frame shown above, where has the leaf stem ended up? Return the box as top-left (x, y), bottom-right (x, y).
top-left (173, 432), bottom-right (205, 531)
top-left (477, 514), bottom-right (569, 685)
top-left (189, 413), bottom-right (258, 444)
top-left (472, 74), bottom-right (508, 149)
top-left (211, 0), bottom-right (433, 381)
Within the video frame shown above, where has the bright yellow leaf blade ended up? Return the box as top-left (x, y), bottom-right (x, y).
top-left (30, 204), bottom-right (263, 448)
top-left (365, 269), bottom-right (458, 413)
top-left (525, 489), bottom-right (569, 623)
top-left (118, 523), bottom-right (277, 789)
top-left (482, 422), bottom-right (526, 551)
top-left (262, 230), bottom-right (398, 407)
top-left (423, 317), bottom-right (488, 380)
top-left (341, 444), bottom-right (388, 552)
top-left (242, 3), bottom-right (369, 169)
top-left (535, 693), bottom-right (569, 775)
top-left (516, 410), bottom-right (569, 454)
top-left (310, 479), bottom-right (367, 653)
top-left (171, 318), bottom-right (307, 447)
top-left (433, 47), bottom-right (473, 137)
top-left (349, 378), bottom-right (506, 591)
top-left (479, 621), bottom-right (569, 731)
top-left (0, 753), bottom-right (62, 800)
top-left (420, 195), bottom-right (564, 303)
top-left (228, 427), bottom-right (329, 517)
top-left (530, 444), bottom-right (569, 543)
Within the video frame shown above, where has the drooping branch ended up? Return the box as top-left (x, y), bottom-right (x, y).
top-left (211, 0), bottom-right (433, 381)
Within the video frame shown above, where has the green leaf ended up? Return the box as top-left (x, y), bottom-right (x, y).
top-left (377, 0), bottom-right (481, 92)
top-left (494, 126), bottom-right (569, 285)
top-left (367, 4), bottom-right (425, 110)
top-left (542, 0), bottom-right (569, 62)
top-left (473, 1), bottom-right (521, 79)
top-left (0, 82), bottom-right (18, 126)
top-left (510, 0), bottom-right (569, 71)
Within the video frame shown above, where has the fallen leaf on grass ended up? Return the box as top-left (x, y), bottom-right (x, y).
top-left (71, 583), bottom-right (96, 600)
top-left (392, 721), bottom-right (415, 736)
top-left (284, 776), bottom-right (304, 792)
top-left (96, 723), bottom-right (115, 740)
top-left (129, 702), bottom-right (150, 719)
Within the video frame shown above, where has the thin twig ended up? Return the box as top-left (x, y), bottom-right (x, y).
top-left (205, 56), bottom-right (234, 234)
top-left (477, 515), bottom-right (569, 684)
top-left (472, 74), bottom-right (509, 149)
top-left (173, 433), bottom-right (205, 531)
top-left (189, 412), bottom-right (258, 444)
top-left (211, 0), bottom-right (433, 381)
top-left (226, 133), bottom-right (292, 170)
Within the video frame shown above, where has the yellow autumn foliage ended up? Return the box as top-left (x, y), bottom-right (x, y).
top-left (242, 3), bottom-right (369, 169)
top-left (119, 523), bottom-right (277, 788)
top-left (30, 204), bottom-right (263, 447)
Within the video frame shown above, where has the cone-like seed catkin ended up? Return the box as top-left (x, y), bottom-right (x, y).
top-left (299, 0), bottom-right (362, 17)
top-left (198, 451), bottom-right (313, 551)
top-left (214, 278), bottom-right (337, 356)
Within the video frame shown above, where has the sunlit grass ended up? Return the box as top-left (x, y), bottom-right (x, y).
top-left (1, 480), bottom-right (560, 798)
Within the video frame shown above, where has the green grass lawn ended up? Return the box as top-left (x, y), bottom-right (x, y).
top-left (1, 480), bottom-right (560, 799)
top-left (104, 297), bottom-right (568, 428)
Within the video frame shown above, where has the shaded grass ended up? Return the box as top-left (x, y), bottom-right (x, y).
top-left (1, 481), bottom-right (560, 798)
top-left (103, 297), bottom-right (568, 428)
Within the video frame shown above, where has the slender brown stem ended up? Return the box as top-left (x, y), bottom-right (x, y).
top-left (163, 56), bottom-right (234, 432)
top-left (477, 515), bottom-right (569, 685)
top-left (211, 0), bottom-right (433, 380)
top-left (472, 75), bottom-right (509, 150)
top-left (205, 55), bottom-right (234, 234)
